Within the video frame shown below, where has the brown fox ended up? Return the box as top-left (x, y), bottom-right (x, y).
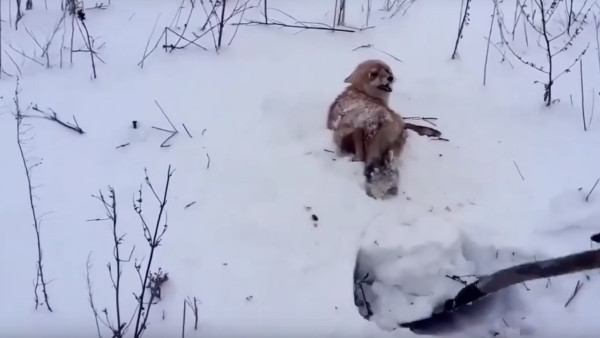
top-left (326, 59), bottom-right (407, 198)
top-left (327, 59), bottom-right (405, 163)
top-left (326, 59), bottom-right (441, 199)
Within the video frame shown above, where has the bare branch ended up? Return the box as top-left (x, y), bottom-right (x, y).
top-left (13, 78), bottom-right (53, 312)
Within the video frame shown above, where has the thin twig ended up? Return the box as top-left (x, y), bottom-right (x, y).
top-left (483, 0), bottom-right (497, 85)
top-left (151, 100), bottom-right (179, 147)
top-left (352, 44), bottom-right (402, 62)
top-left (564, 280), bottom-right (583, 307)
top-left (585, 178), bottom-right (600, 202)
top-left (86, 253), bottom-right (105, 338)
top-left (29, 105), bottom-right (85, 134)
top-left (182, 124), bottom-right (192, 138)
top-left (451, 0), bottom-right (472, 59)
top-left (14, 79), bottom-right (53, 312)
top-left (580, 59), bottom-right (587, 131)
top-left (181, 299), bottom-right (186, 338)
top-left (140, 14), bottom-right (162, 69)
top-left (76, 9), bottom-right (98, 79)
top-left (233, 21), bottom-right (354, 32)
top-left (513, 160), bottom-right (525, 181)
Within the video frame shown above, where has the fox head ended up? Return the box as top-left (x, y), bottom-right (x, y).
top-left (344, 59), bottom-right (395, 103)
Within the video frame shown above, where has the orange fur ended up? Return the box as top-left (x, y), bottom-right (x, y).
top-left (327, 59), bottom-right (407, 165)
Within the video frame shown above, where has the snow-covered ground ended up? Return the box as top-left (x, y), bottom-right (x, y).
top-left (1, 0), bottom-right (600, 337)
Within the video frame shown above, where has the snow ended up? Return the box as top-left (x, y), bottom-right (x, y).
top-left (1, 0), bottom-right (600, 337)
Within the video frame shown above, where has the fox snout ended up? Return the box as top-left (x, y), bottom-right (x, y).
top-left (369, 70), bottom-right (394, 93)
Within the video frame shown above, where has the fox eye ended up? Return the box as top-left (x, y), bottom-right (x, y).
top-left (368, 72), bottom-right (378, 79)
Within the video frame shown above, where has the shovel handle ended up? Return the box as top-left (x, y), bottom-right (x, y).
top-left (477, 248), bottom-right (600, 293)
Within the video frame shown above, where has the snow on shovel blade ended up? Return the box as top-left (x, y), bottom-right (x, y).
top-left (400, 245), bottom-right (600, 334)
top-left (398, 282), bottom-right (496, 334)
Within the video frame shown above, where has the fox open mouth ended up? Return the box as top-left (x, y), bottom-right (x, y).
top-left (377, 84), bottom-right (392, 92)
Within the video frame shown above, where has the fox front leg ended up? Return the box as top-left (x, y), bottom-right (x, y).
top-left (351, 129), bottom-right (366, 162)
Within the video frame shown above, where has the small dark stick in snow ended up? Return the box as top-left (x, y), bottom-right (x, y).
top-left (132, 120), bottom-right (138, 129)
top-left (184, 296), bottom-right (200, 331)
top-left (182, 123), bottom-right (192, 138)
top-left (585, 178), bottom-right (599, 202)
top-left (483, 0), bottom-right (497, 86)
top-left (184, 201), bottom-right (196, 209)
top-left (151, 100), bottom-right (179, 147)
top-left (451, 0), bottom-right (472, 59)
top-left (564, 280), bottom-right (583, 307)
top-left (513, 161), bottom-right (525, 181)
top-left (115, 142), bottom-right (130, 149)
top-left (580, 59), bottom-right (587, 131)
top-left (352, 44), bottom-right (403, 63)
top-left (182, 299), bottom-right (186, 338)
top-left (29, 105), bottom-right (85, 134)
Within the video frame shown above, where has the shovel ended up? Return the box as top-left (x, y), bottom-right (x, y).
top-left (399, 232), bottom-right (600, 333)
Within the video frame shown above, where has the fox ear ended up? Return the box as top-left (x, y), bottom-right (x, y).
top-left (344, 70), bottom-right (358, 83)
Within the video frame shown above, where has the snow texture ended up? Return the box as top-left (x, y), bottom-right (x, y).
top-left (1, 0), bottom-right (600, 337)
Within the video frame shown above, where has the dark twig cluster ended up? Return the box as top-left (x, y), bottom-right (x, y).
top-left (151, 100), bottom-right (180, 147)
top-left (9, 0), bottom-right (106, 75)
top-left (21, 10), bottom-right (67, 68)
top-left (75, 9), bottom-right (100, 78)
top-left (26, 105), bottom-right (85, 134)
top-left (13, 78), bottom-right (53, 313)
top-left (452, 0), bottom-right (472, 59)
top-left (88, 187), bottom-right (136, 338)
top-left (235, 4), bottom-right (355, 33)
top-left (139, 0), bottom-right (253, 66)
top-left (131, 166), bottom-right (174, 338)
top-left (352, 44), bottom-right (403, 62)
top-left (86, 166), bottom-right (174, 338)
top-left (495, 0), bottom-right (593, 106)
top-left (181, 296), bottom-right (200, 337)
top-left (235, 0), bottom-right (355, 32)
top-left (382, 0), bottom-right (419, 19)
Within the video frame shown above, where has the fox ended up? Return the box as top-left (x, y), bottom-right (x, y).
top-left (326, 59), bottom-right (441, 199)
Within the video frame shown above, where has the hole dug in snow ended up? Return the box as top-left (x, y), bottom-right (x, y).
top-left (352, 214), bottom-right (531, 337)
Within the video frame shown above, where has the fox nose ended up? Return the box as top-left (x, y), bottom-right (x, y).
top-left (387, 76), bottom-right (394, 82)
